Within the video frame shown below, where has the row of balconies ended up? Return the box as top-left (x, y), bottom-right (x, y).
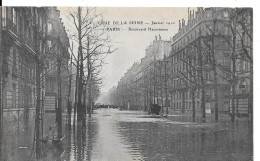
top-left (2, 16), bottom-right (61, 52)
top-left (2, 18), bottom-right (38, 52)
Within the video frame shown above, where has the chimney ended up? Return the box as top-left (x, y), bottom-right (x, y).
top-left (159, 34), bottom-right (161, 40)
top-left (182, 19), bottom-right (185, 28)
top-left (179, 20), bottom-right (181, 30)
top-left (155, 35), bottom-right (157, 41)
top-left (193, 10), bottom-right (195, 19)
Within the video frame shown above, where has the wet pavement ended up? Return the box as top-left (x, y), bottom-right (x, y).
top-left (60, 109), bottom-right (253, 161)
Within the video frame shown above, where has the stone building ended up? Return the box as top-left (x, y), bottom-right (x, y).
top-left (1, 7), bottom-right (48, 113)
top-left (1, 7), bottom-right (70, 113)
top-left (167, 7), bottom-right (232, 114)
top-left (230, 8), bottom-right (253, 116)
top-left (44, 7), bottom-right (70, 112)
top-left (1, 7), bottom-right (49, 160)
top-left (0, 7), bottom-right (70, 159)
top-left (110, 7), bottom-right (253, 118)
top-left (113, 35), bottom-right (171, 110)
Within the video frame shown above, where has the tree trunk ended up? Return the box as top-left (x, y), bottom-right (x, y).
top-left (88, 75), bottom-right (92, 117)
top-left (0, 7), bottom-right (3, 160)
top-left (211, 16), bottom-right (218, 122)
top-left (57, 58), bottom-right (62, 139)
top-left (182, 91), bottom-right (185, 113)
top-left (213, 64), bottom-right (219, 122)
top-left (67, 51), bottom-right (73, 131)
top-left (34, 10), bottom-right (42, 157)
top-left (83, 83), bottom-right (87, 117)
top-left (164, 60), bottom-right (168, 115)
top-left (191, 89), bottom-right (196, 122)
top-left (198, 28), bottom-right (206, 123)
top-left (77, 7), bottom-right (84, 124)
top-left (231, 21), bottom-right (236, 123)
top-left (73, 55), bottom-right (79, 127)
top-left (35, 55), bottom-right (41, 159)
top-left (87, 37), bottom-right (92, 117)
top-left (153, 61), bottom-right (156, 104)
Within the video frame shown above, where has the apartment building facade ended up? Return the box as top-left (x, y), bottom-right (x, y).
top-left (1, 7), bottom-right (48, 113)
top-left (44, 7), bottom-right (70, 112)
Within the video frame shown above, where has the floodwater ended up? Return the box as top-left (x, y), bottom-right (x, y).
top-left (60, 109), bottom-right (253, 161)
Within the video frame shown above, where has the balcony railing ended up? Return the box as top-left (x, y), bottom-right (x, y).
top-left (21, 36), bottom-right (36, 52)
top-left (2, 18), bottom-right (37, 52)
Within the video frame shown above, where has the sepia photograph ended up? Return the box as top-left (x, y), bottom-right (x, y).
top-left (0, 4), bottom-right (254, 161)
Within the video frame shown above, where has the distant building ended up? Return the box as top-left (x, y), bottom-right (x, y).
top-left (113, 35), bottom-right (171, 110)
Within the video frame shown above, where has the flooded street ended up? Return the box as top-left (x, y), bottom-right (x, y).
top-left (0, 6), bottom-right (254, 161)
top-left (61, 109), bottom-right (253, 161)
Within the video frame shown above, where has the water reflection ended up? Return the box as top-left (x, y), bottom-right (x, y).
top-left (62, 115), bottom-right (98, 161)
top-left (116, 111), bottom-right (252, 161)
top-left (2, 110), bottom-right (35, 161)
top-left (3, 109), bottom-right (252, 161)
top-left (61, 109), bottom-right (252, 161)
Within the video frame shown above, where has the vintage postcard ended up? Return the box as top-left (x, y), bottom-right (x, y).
top-left (0, 4), bottom-right (254, 161)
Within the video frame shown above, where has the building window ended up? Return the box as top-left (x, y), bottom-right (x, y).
top-left (47, 40), bottom-right (52, 51)
top-left (225, 26), bottom-right (229, 34)
top-left (197, 101), bottom-right (200, 109)
top-left (39, 17), bottom-right (43, 30)
top-left (223, 11), bottom-right (229, 18)
top-left (39, 40), bottom-right (42, 52)
top-left (12, 8), bottom-right (17, 26)
top-left (12, 83), bottom-right (16, 109)
top-left (222, 52), bottom-right (230, 66)
top-left (43, 23), bottom-right (46, 35)
top-left (205, 72), bottom-right (211, 81)
top-left (13, 47), bottom-right (17, 72)
top-left (2, 7), bottom-right (6, 27)
top-left (31, 7), bottom-right (34, 17)
top-left (31, 27), bottom-right (34, 41)
top-left (35, 9), bottom-right (38, 25)
top-left (47, 22), bottom-right (52, 33)
top-left (28, 27), bottom-right (31, 39)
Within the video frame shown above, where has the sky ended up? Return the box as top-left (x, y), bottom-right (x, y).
top-left (59, 7), bottom-right (192, 93)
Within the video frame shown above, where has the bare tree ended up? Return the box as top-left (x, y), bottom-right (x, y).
top-left (207, 8), bottom-right (252, 123)
top-left (178, 46), bottom-right (201, 122)
top-left (201, 8), bottom-right (221, 122)
top-left (235, 8), bottom-right (253, 122)
top-left (68, 7), bottom-right (115, 122)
